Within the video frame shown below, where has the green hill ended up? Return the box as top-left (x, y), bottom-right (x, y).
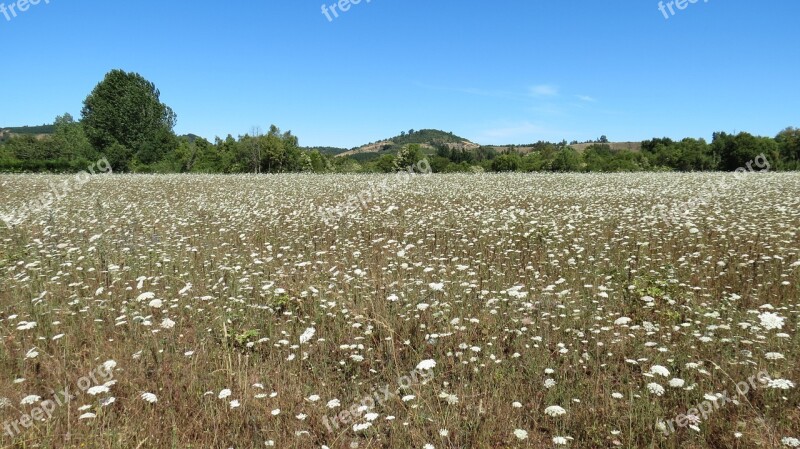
top-left (1, 124), bottom-right (55, 135)
top-left (338, 129), bottom-right (478, 161)
top-left (304, 146), bottom-right (350, 156)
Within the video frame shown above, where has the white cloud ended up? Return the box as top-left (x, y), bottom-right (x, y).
top-left (529, 84), bottom-right (559, 97)
top-left (576, 95), bottom-right (596, 102)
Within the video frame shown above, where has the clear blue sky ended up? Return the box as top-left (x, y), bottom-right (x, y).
top-left (1, 0), bottom-right (798, 148)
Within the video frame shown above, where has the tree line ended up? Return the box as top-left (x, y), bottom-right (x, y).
top-left (364, 131), bottom-right (799, 173)
top-left (1, 70), bottom-right (798, 174)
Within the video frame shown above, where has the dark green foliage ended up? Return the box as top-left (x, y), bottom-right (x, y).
top-left (491, 154), bottom-right (521, 172)
top-left (582, 144), bottom-right (650, 172)
top-left (395, 144), bottom-right (423, 168)
top-left (551, 148), bottom-right (582, 172)
top-left (0, 124), bottom-right (55, 136)
top-left (81, 70), bottom-right (178, 171)
top-left (776, 127), bottom-right (800, 169)
top-left (711, 132), bottom-right (779, 171)
top-left (391, 129), bottom-right (467, 146)
top-left (306, 146), bottom-right (350, 156)
top-left (374, 154), bottom-right (398, 173)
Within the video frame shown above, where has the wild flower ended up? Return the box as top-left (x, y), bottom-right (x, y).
top-left (767, 379), bottom-right (795, 390)
top-left (647, 383), bottom-right (665, 396)
top-left (16, 321), bottom-right (37, 330)
top-left (668, 378), bottom-right (685, 388)
top-left (160, 318), bottom-right (176, 329)
top-left (141, 392), bottom-right (158, 403)
top-left (649, 365), bottom-right (671, 377)
top-left (299, 327), bottom-right (316, 344)
top-left (87, 385), bottom-right (109, 395)
top-left (782, 437), bottom-right (800, 447)
top-left (20, 395), bottom-right (41, 405)
top-left (759, 312), bottom-right (785, 330)
top-left (416, 359), bottom-right (436, 370)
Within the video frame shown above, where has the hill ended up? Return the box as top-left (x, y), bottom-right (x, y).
top-left (0, 124), bottom-right (55, 143)
top-left (2, 124), bottom-right (55, 135)
top-left (338, 129), bottom-right (479, 159)
top-left (568, 141), bottom-right (642, 153)
top-left (304, 146), bottom-right (350, 156)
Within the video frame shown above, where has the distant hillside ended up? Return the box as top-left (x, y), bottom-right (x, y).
top-left (335, 130), bottom-right (643, 161)
top-left (305, 146), bottom-right (350, 156)
top-left (2, 124), bottom-right (55, 135)
top-left (568, 141), bottom-right (642, 153)
top-left (1, 124), bottom-right (55, 143)
top-left (338, 129), bottom-right (479, 158)
top-left (180, 133), bottom-right (204, 143)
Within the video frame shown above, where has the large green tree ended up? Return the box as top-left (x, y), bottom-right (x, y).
top-left (81, 70), bottom-right (177, 171)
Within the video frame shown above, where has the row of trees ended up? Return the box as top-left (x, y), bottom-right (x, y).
top-left (1, 69), bottom-right (799, 174)
top-left (411, 130), bottom-right (799, 173)
top-left (0, 70), bottom-right (333, 174)
top-left (642, 130), bottom-right (800, 171)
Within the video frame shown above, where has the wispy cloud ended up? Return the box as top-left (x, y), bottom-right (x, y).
top-left (576, 95), bottom-right (597, 102)
top-left (529, 84), bottom-right (559, 97)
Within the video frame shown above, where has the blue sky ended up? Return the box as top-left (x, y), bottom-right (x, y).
top-left (1, 0), bottom-right (798, 148)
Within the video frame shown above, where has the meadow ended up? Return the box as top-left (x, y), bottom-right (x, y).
top-left (0, 172), bottom-right (798, 448)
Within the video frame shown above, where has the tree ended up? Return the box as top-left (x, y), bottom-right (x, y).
top-left (375, 154), bottom-right (397, 173)
top-left (673, 138), bottom-right (714, 171)
top-left (776, 127), bottom-right (800, 167)
top-left (81, 70), bottom-right (177, 171)
top-left (249, 126), bottom-right (263, 174)
top-left (551, 148), bottom-right (582, 172)
top-left (521, 152), bottom-right (546, 172)
top-left (712, 132), bottom-right (778, 171)
top-left (395, 144), bottom-right (423, 168)
top-left (428, 155), bottom-right (451, 173)
top-left (307, 150), bottom-right (328, 172)
top-left (491, 154), bottom-right (521, 172)
top-left (52, 113), bottom-right (96, 170)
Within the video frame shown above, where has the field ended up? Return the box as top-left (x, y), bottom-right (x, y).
top-left (1, 173), bottom-right (799, 449)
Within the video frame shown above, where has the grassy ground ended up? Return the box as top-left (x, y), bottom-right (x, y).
top-left (0, 173), bottom-right (798, 448)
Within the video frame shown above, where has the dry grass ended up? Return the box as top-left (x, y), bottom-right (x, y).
top-left (0, 173), bottom-right (798, 448)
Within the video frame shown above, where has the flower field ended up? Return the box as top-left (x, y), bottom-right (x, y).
top-left (1, 173), bottom-right (799, 448)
